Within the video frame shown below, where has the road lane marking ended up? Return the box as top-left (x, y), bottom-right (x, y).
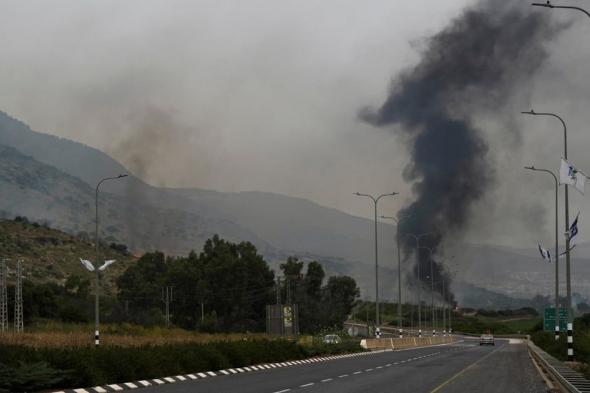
top-left (321, 378), bottom-right (333, 382)
top-left (376, 366), bottom-right (383, 369)
top-left (353, 371), bottom-right (362, 375)
top-left (338, 374), bottom-right (349, 378)
top-left (429, 345), bottom-right (504, 393)
top-left (300, 383), bottom-right (314, 388)
top-left (273, 390), bottom-right (291, 393)
top-left (365, 368), bottom-right (374, 372)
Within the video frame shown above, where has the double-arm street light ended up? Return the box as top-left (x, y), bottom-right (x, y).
top-left (405, 232), bottom-right (433, 337)
top-left (525, 165), bottom-right (560, 341)
top-left (522, 111), bottom-right (572, 350)
top-left (532, 1), bottom-right (590, 18)
top-left (93, 174), bottom-right (127, 346)
top-left (381, 214), bottom-right (411, 338)
top-left (354, 192), bottom-right (398, 337)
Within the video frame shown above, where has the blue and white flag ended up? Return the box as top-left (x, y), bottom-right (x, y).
top-left (560, 159), bottom-right (586, 194)
top-left (568, 213), bottom-right (580, 244)
top-left (538, 244), bottom-right (551, 263)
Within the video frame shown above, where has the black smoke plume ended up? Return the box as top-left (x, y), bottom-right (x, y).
top-left (362, 0), bottom-right (564, 295)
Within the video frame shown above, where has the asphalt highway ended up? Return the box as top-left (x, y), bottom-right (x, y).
top-left (139, 339), bottom-right (548, 393)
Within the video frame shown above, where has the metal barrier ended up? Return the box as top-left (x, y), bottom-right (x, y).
top-left (528, 339), bottom-right (589, 392)
top-left (360, 336), bottom-right (456, 351)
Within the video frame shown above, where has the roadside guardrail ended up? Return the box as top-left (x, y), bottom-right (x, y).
top-left (360, 336), bottom-right (456, 351)
top-left (528, 339), bottom-right (590, 392)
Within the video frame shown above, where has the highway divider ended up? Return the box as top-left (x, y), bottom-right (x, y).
top-left (360, 336), bottom-right (456, 351)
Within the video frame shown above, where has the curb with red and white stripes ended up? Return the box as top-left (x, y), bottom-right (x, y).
top-left (52, 350), bottom-right (393, 393)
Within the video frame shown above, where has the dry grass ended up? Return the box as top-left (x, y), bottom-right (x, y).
top-left (0, 323), bottom-right (271, 348)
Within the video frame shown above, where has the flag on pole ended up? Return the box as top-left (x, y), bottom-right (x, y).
top-left (98, 260), bottom-right (116, 271)
top-left (568, 213), bottom-right (580, 244)
top-left (560, 244), bottom-right (576, 256)
top-left (79, 258), bottom-right (95, 272)
top-left (560, 159), bottom-right (586, 194)
top-left (575, 173), bottom-right (586, 195)
top-left (538, 244), bottom-right (551, 263)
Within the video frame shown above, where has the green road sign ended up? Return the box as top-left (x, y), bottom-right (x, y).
top-left (543, 307), bottom-right (568, 332)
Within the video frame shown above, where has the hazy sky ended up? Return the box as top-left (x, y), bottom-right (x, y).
top-left (1, 0), bottom-right (590, 248)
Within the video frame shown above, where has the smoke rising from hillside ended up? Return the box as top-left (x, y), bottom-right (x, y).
top-left (362, 0), bottom-right (565, 291)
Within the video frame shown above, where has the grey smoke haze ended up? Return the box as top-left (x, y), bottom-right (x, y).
top-left (362, 0), bottom-right (565, 291)
top-left (1, 0), bottom-right (590, 253)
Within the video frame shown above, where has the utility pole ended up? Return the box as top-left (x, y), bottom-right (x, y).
top-left (276, 277), bottom-right (281, 306)
top-left (525, 165), bottom-right (560, 341)
top-left (354, 191), bottom-right (398, 339)
top-left (94, 174), bottom-right (127, 346)
top-left (161, 286), bottom-right (174, 328)
top-left (406, 233), bottom-right (432, 338)
top-left (14, 260), bottom-right (23, 333)
top-left (522, 111), bottom-right (572, 358)
top-left (381, 214), bottom-right (410, 338)
top-left (0, 259), bottom-right (7, 332)
top-left (442, 278), bottom-right (446, 336)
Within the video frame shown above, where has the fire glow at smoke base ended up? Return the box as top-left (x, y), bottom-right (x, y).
top-left (361, 0), bottom-right (566, 296)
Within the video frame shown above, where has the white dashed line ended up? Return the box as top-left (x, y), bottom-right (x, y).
top-left (338, 374), bottom-right (349, 378)
top-left (321, 378), bottom-right (333, 382)
top-left (365, 368), bottom-right (374, 372)
top-left (353, 371), bottom-right (362, 375)
top-left (273, 390), bottom-right (291, 393)
top-left (300, 383), bottom-right (314, 388)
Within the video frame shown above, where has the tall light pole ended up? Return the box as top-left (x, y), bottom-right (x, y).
top-left (405, 233), bottom-right (433, 338)
top-left (525, 165), bottom-right (560, 341)
top-left (522, 111), bottom-right (572, 351)
top-left (420, 246), bottom-right (436, 335)
top-left (354, 192), bottom-right (398, 337)
top-left (532, 1), bottom-right (590, 18)
top-left (94, 174), bottom-right (127, 346)
top-left (381, 214), bottom-right (411, 338)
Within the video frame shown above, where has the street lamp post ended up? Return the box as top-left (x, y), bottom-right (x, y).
top-left (354, 192), bottom-right (398, 338)
top-left (420, 247), bottom-right (436, 336)
top-left (94, 174), bottom-right (127, 346)
top-left (525, 166), bottom-right (560, 341)
top-left (441, 278), bottom-right (446, 336)
top-left (381, 214), bottom-right (410, 338)
top-left (532, 1), bottom-right (590, 18)
top-left (522, 111), bottom-right (572, 353)
top-left (405, 233), bottom-right (433, 338)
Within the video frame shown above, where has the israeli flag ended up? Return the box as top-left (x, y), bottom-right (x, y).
top-left (538, 244), bottom-right (551, 263)
top-left (568, 213), bottom-right (580, 244)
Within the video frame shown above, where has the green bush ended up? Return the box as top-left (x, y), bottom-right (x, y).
top-left (0, 339), bottom-right (363, 391)
top-left (0, 361), bottom-right (69, 393)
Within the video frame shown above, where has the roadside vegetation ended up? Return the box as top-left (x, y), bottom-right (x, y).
top-left (531, 313), bottom-right (590, 380)
top-left (0, 338), bottom-right (364, 392)
top-left (0, 218), bottom-right (363, 391)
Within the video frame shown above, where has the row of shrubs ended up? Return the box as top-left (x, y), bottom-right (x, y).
top-left (0, 339), bottom-right (363, 392)
top-left (531, 314), bottom-right (590, 379)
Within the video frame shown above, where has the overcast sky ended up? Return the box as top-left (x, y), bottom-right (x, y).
top-left (1, 0), bottom-right (590, 248)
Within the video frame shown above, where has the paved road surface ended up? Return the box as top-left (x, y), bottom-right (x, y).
top-left (139, 339), bottom-right (547, 393)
